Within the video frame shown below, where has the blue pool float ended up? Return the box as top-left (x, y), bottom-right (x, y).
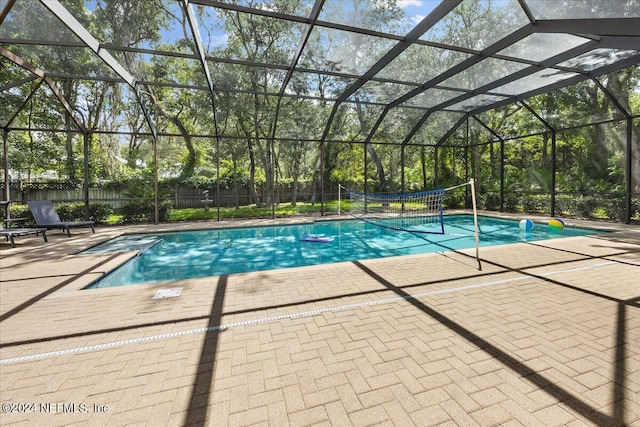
top-left (301, 234), bottom-right (334, 243)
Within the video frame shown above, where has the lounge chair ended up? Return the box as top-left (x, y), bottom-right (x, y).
top-left (27, 200), bottom-right (95, 237)
top-left (0, 223), bottom-right (48, 248)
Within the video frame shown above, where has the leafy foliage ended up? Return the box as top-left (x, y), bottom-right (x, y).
top-left (2, 0), bottom-right (639, 224)
top-left (121, 200), bottom-right (172, 223)
top-left (4, 202), bottom-right (113, 226)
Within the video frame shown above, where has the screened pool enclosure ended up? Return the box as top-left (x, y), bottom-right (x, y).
top-left (1, 0), bottom-right (639, 224)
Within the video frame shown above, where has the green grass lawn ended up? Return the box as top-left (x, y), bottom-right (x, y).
top-left (173, 201), bottom-right (343, 220)
top-left (105, 201), bottom-right (346, 224)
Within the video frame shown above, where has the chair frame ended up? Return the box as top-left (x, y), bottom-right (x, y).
top-left (1, 225), bottom-right (48, 248)
top-left (27, 200), bottom-right (95, 237)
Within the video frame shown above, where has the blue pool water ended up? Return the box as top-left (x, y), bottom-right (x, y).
top-left (84, 215), bottom-right (602, 288)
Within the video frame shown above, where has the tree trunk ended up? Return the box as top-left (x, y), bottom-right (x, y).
top-left (291, 142), bottom-right (299, 206)
top-left (584, 82), bottom-right (611, 180)
top-left (353, 98), bottom-right (387, 192)
top-left (593, 123), bottom-right (609, 178)
top-left (605, 70), bottom-right (640, 190)
top-left (264, 140), bottom-right (273, 206)
top-left (365, 142), bottom-right (387, 192)
top-left (473, 144), bottom-right (481, 193)
top-left (144, 85), bottom-right (196, 178)
top-left (232, 153), bottom-right (239, 210)
top-left (310, 150), bottom-right (320, 206)
top-left (247, 138), bottom-right (261, 206)
top-left (421, 146), bottom-right (427, 189)
top-left (292, 175), bottom-right (298, 206)
top-left (64, 130), bottom-right (76, 182)
top-left (61, 79), bottom-right (77, 181)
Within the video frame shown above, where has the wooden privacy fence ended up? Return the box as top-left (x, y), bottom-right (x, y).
top-left (1, 182), bottom-right (341, 209)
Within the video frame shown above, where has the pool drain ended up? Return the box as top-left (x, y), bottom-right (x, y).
top-left (152, 288), bottom-right (183, 299)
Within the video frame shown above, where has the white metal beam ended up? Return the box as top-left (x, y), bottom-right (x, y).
top-left (0, 46), bottom-right (87, 132)
top-left (39, 0), bottom-right (157, 138)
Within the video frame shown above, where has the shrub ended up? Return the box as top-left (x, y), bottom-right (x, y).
top-left (3, 201), bottom-right (113, 226)
top-left (603, 197), bottom-right (627, 222)
top-left (443, 193), bottom-right (464, 209)
top-left (482, 193), bottom-right (501, 210)
top-left (121, 200), bottom-right (172, 223)
top-left (522, 194), bottom-right (549, 214)
top-left (503, 193), bottom-right (519, 212)
top-left (54, 202), bottom-right (84, 221)
top-left (3, 203), bottom-right (33, 226)
top-left (51, 202), bottom-right (114, 223)
top-left (575, 196), bottom-right (599, 218)
top-left (555, 195), bottom-right (577, 216)
top-left (89, 203), bottom-right (115, 223)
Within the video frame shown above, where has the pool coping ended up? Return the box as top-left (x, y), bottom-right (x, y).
top-left (64, 210), bottom-right (635, 292)
top-left (1, 212), bottom-right (639, 426)
top-left (2, 210), bottom-right (637, 281)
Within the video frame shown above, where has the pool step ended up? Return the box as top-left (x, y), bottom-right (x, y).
top-left (81, 235), bottom-right (163, 254)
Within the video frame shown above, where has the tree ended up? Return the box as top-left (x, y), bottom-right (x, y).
top-left (212, 2), bottom-right (301, 206)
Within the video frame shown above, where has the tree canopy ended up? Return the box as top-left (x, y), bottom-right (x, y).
top-left (1, 0), bottom-right (639, 220)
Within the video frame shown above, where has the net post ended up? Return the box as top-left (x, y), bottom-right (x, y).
top-left (438, 191), bottom-right (445, 234)
top-left (338, 184), bottom-right (342, 216)
top-left (469, 178), bottom-right (482, 270)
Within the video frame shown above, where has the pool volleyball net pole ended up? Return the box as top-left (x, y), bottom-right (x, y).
top-left (469, 178), bottom-right (481, 270)
top-left (339, 179), bottom-right (482, 270)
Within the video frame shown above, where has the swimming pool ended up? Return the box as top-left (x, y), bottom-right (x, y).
top-left (84, 215), bottom-right (602, 288)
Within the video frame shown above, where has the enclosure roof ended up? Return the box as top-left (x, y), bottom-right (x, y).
top-left (1, 0), bottom-right (639, 144)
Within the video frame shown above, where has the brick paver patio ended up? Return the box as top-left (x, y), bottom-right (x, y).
top-left (1, 215), bottom-right (639, 426)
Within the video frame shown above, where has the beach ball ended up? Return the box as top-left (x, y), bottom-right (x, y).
top-left (519, 218), bottom-right (534, 231)
top-left (548, 218), bottom-right (565, 229)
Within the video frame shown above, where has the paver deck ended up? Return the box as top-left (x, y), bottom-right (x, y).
top-left (1, 215), bottom-right (639, 426)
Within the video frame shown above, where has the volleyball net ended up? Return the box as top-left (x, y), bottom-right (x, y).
top-left (340, 187), bottom-right (446, 234)
top-left (339, 179), bottom-right (482, 269)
